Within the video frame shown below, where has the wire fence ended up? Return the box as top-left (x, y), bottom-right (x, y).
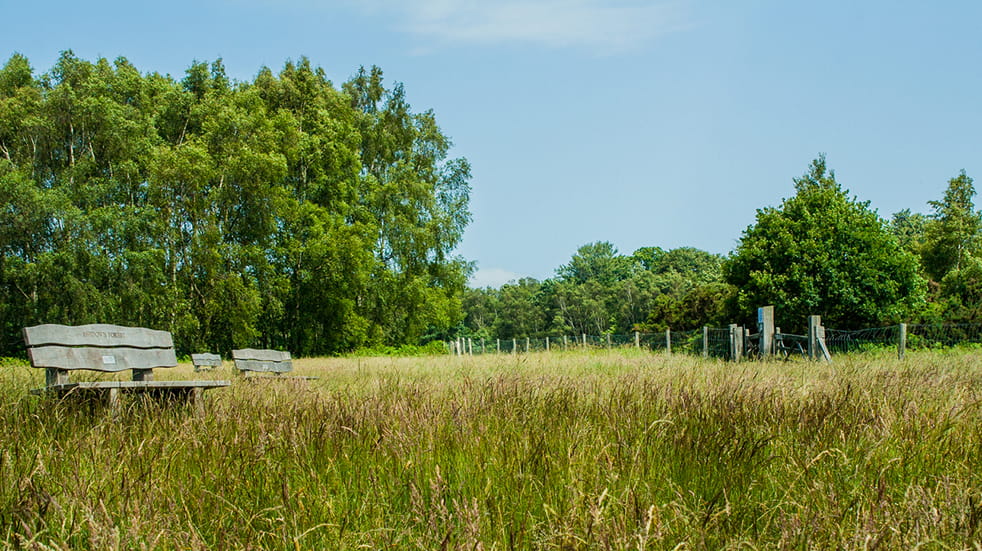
top-left (449, 322), bottom-right (982, 359)
top-left (827, 323), bottom-right (982, 353)
top-left (450, 328), bottom-right (753, 359)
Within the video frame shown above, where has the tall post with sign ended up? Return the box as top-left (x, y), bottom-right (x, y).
top-left (758, 305), bottom-right (775, 358)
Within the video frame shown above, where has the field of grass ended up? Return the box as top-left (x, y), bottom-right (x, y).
top-left (2, 350), bottom-right (982, 550)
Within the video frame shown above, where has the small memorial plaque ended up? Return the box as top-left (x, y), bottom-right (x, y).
top-left (102, 355), bottom-right (117, 365)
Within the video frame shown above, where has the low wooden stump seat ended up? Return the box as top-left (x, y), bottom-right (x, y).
top-left (231, 348), bottom-right (317, 380)
top-left (24, 323), bottom-right (230, 411)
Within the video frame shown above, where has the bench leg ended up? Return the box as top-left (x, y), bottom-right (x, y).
top-left (46, 368), bottom-right (70, 386)
top-left (108, 388), bottom-right (120, 416)
top-left (192, 387), bottom-right (204, 415)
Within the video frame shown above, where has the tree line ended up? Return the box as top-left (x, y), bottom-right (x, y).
top-left (2, 52), bottom-right (977, 356)
top-left (461, 156), bottom-right (980, 339)
top-left (0, 52), bottom-right (471, 356)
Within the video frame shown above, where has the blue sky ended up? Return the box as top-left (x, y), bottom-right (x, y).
top-left (3, 1), bottom-right (981, 287)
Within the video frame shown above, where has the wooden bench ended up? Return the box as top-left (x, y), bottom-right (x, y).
top-left (232, 348), bottom-right (316, 380)
top-left (191, 353), bottom-right (223, 372)
top-left (24, 323), bottom-right (230, 410)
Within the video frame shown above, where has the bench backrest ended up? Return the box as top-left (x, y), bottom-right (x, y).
top-left (191, 353), bottom-right (222, 371)
top-left (232, 348), bottom-right (292, 374)
top-left (23, 323), bottom-right (177, 385)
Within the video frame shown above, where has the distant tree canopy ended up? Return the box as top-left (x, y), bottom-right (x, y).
top-left (0, 51), bottom-right (471, 356)
top-left (459, 157), bottom-right (976, 342)
top-left (723, 156), bottom-right (926, 331)
top-left (461, 242), bottom-right (733, 340)
top-left (2, 51), bottom-right (977, 352)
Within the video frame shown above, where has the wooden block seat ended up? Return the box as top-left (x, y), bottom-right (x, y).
top-left (231, 348), bottom-right (317, 380)
top-left (24, 323), bottom-right (230, 409)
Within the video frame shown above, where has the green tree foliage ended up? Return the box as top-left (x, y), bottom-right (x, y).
top-left (0, 52), bottom-right (471, 356)
top-left (912, 171), bottom-right (982, 323)
top-left (460, 244), bottom-right (730, 341)
top-left (632, 246), bottom-right (722, 284)
top-left (723, 155), bottom-right (926, 330)
top-left (557, 241), bottom-right (634, 285)
top-left (921, 171), bottom-right (981, 283)
top-left (493, 278), bottom-right (549, 339)
top-left (889, 209), bottom-right (927, 256)
top-left (343, 66), bottom-right (472, 347)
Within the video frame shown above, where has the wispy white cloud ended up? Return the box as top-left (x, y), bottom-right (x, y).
top-left (469, 267), bottom-right (524, 288)
top-left (350, 0), bottom-right (690, 53)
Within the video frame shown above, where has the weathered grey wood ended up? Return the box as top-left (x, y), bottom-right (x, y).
top-left (191, 353), bottom-right (222, 372)
top-left (24, 324), bottom-right (173, 349)
top-left (232, 348), bottom-right (291, 362)
top-left (193, 387), bottom-right (204, 415)
top-left (816, 325), bottom-right (832, 363)
top-left (729, 324), bottom-right (744, 361)
top-left (46, 368), bottom-right (69, 386)
top-left (758, 306), bottom-right (775, 358)
top-left (31, 379), bottom-right (230, 413)
top-left (702, 326), bottom-right (708, 358)
top-left (28, 346), bottom-right (178, 372)
top-left (33, 380), bottom-right (231, 392)
top-left (233, 359), bottom-right (293, 373)
top-left (807, 315), bottom-right (821, 361)
top-left (898, 323), bottom-right (907, 360)
top-left (132, 368), bottom-right (153, 381)
top-left (24, 324), bottom-right (229, 408)
top-left (232, 349), bottom-right (292, 373)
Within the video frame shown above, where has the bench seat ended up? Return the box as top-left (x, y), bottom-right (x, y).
top-left (24, 323), bottom-right (230, 411)
top-left (33, 380), bottom-right (230, 393)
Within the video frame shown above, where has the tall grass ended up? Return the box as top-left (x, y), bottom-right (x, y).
top-left (2, 351), bottom-right (981, 549)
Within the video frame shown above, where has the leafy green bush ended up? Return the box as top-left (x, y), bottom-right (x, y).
top-left (348, 340), bottom-right (449, 357)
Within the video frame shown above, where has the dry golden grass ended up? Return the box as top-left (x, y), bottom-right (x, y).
top-left (2, 349), bottom-right (981, 549)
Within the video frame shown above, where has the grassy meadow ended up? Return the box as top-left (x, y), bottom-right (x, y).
top-left (1, 350), bottom-right (982, 550)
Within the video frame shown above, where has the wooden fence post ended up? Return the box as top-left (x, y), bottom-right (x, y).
top-left (702, 327), bottom-right (708, 358)
top-left (816, 323), bottom-right (831, 362)
top-left (512, 338), bottom-right (517, 354)
top-left (738, 326), bottom-right (745, 360)
top-left (729, 324), bottom-right (740, 361)
top-left (546, 336), bottom-right (550, 351)
top-left (665, 329), bottom-right (672, 354)
top-left (606, 334), bottom-right (611, 349)
top-left (564, 335), bottom-right (568, 350)
top-left (808, 315), bottom-right (820, 361)
top-left (740, 327), bottom-right (750, 358)
top-left (898, 323), bottom-right (907, 360)
top-left (635, 331), bottom-right (640, 348)
top-left (526, 337), bottom-right (530, 353)
top-left (758, 305), bottom-right (775, 358)
top-left (582, 334), bottom-right (587, 349)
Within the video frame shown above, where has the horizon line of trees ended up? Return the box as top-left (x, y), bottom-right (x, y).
top-left (0, 51), bottom-right (471, 357)
top-left (2, 52), bottom-right (979, 357)
top-left (461, 156), bottom-right (980, 340)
